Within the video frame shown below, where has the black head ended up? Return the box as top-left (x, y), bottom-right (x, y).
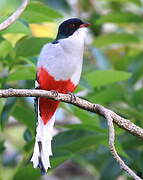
top-left (55, 18), bottom-right (90, 41)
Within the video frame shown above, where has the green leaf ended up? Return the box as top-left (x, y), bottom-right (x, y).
top-left (100, 158), bottom-right (121, 180)
top-left (7, 65), bottom-right (36, 81)
top-left (104, 0), bottom-right (141, 6)
top-left (114, 105), bottom-right (143, 120)
top-left (51, 154), bottom-right (72, 168)
top-left (115, 141), bottom-right (129, 158)
top-left (0, 0), bottom-right (21, 16)
top-left (128, 0), bottom-right (141, 5)
top-left (87, 84), bottom-right (124, 104)
top-left (58, 135), bottom-right (106, 154)
top-left (62, 124), bottom-right (107, 134)
top-left (46, 0), bottom-right (71, 13)
top-left (12, 105), bottom-right (35, 132)
top-left (13, 164), bottom-right (41, 180)
top-left (129, 53), bottom-right (143, 84)
top-left (0, 99), bottom-right (6, 115)
top-left (132, 89), bottom-right (143, 107)
top-left (0, 18), bottom-right (31, 34)
top-left (23, 128), bottom-right (33, 142)
top-left (72, 106), bottom-right (99, 124)
top-left (0, 40), bottom-right (13, 58)
top-left (24, 139), bottom-right (34, 153)
top-left (0, 97), bottom-right (17, 129)
top-left (93, 33), bottom-right (139, 47)
top-left (53, 129), bottom-right (107, 154)
top-left (16, 37), bottom-right (52, 57)
top-left (96, 12), bottom-right (143, 24)
top-left (0, 140), bottom-right (5, 154)
top-left (84, 70), bottom-right (131, 87)
top-left (21, 1), bottom-right (63, 23)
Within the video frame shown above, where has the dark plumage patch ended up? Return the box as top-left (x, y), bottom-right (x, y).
top-left (56, 18), bottom-right (85, 40)
top-left (38, 141), bottom-right (46, 175)
top-left (34, 97), bottom-right (38, 120)
top-left (35, 74), bottom-right (39, 123)
top-left (38, 156), bottom-right (46, 175)
top-left (52, 40), bottom-right (59, 44)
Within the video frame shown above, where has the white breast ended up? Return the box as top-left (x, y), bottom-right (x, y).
top-left (38, 28), bottom-right (86, 86)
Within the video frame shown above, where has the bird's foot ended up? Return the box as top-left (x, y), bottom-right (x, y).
top-left (51, 90), bottom-right (58, 97)
top-left (68, 92), bottom-right (76, 103)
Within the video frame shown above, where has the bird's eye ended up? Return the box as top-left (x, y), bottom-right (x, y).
top-left (69, 24), bottom-right (75, 28)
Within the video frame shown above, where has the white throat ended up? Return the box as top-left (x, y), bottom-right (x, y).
top-left (59, 27), bottom-right (86, 53)
top-left (70, 27), bottom-right (87, 40)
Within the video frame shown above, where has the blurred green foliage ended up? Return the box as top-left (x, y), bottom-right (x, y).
top-left (0, 0), bottom-right (143, 180)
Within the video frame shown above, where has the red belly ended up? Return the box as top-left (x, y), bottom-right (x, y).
top-left (37, 67), bottom-right (76, 124)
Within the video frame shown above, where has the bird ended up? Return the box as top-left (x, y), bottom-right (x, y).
top-left (30, 18), bottom-right (90, 173)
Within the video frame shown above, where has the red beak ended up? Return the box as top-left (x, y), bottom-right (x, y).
top-left (80, 22), bottom-right (90, 28)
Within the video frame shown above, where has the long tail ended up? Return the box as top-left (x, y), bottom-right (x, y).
top-left (31, 97), bottom-right (58, 173)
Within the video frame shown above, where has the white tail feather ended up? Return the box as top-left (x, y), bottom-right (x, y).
top-left (31, 100), bottom-right (55, 172)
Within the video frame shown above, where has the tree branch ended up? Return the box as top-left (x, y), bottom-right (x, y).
top-left (0, 88), bottom-right (143, 139)
top-left (0, 88), bottom-right (142, 179)
top-left (0, 0), bottom-right (29, 31)
top-left (102, 109), bottom-right (142, 180)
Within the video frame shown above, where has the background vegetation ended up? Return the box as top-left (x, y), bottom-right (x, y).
top-left (0, 0), bottom-right (143, 179)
